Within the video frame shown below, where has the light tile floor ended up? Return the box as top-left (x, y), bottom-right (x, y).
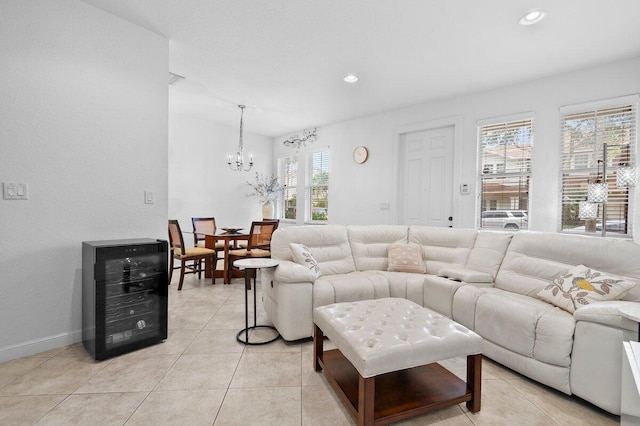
top-left (0, 274), bottom-right (620, 425)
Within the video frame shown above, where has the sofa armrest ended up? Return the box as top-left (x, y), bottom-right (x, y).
top-left (573, 301), bottom-right (639, 332)
top-left (438, 266), bottom-right (493, 284)
top-left (273, 260), bottom-right (317, 283)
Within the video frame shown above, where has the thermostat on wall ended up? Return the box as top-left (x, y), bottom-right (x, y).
top-left (460, 183), bottom-right (469, 194)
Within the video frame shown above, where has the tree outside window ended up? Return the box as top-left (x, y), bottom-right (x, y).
top-left (309, 151), bottom-right (329, 221)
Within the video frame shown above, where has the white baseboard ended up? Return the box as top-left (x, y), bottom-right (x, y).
top-left (0, 330), bottom-right (83, 363)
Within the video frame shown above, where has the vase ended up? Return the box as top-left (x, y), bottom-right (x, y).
top-left (262, 200), bottom-right (275, 219)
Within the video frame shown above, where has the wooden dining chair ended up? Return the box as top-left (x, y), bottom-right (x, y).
top-left (235, 218), bottom-right (278, 248)
top-left (192, 217), bottom-right (225, 247)
top-left (168, 219), bottom-right (220, 290)
top-left (227, 220), bottom-right (279, 287)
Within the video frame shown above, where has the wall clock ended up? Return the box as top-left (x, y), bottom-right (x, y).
top-left (353, 146), bottom-right (369, 164)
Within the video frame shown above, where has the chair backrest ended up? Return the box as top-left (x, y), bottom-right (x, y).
top-left (247, 220), bottom-right (279, 251)
top-left (192, 217), bottom-right (216, 246)
top-left (168, 220), bottom-right (186, 255)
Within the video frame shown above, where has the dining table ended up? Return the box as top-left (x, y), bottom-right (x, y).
top-left (203, 230), bottom-right (250, 284)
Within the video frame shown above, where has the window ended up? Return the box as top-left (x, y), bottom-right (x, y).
top-left (560, 97), bottom-right (637, 236)
top-left (277, 149), bottom-right (330, 223)
top-left (307, 150), bottom-right (329, 221)
top-left (477, 117), bottom-right (533, 230)
top-left (278, 155), bottom-right (297, 220)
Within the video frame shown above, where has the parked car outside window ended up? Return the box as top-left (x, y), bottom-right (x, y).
top-left (481, 210), bottom-right (528, 230)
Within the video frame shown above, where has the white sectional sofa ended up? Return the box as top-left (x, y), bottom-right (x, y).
top-left (261, 224), bottom-right (640, 415)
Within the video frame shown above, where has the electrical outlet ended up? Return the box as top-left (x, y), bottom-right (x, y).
top-left (3, 182), bottom-right (28, 200)
top-left (379, 202), bottom-right (390, 211)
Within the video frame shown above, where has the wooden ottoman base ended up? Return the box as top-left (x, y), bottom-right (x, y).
top-left (313, 324), bottom-right (481, 426)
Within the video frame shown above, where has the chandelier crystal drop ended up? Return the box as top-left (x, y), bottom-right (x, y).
top-left (227, 105), bottom-right (254, 172)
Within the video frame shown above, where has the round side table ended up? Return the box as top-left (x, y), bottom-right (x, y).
top-left (233, 258), bottom-right (280, 345)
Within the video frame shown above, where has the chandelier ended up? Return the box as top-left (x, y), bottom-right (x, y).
top-left (283, 128), bottom-right (317, 148)
top-left (227, 105), bottom-right (254, 172)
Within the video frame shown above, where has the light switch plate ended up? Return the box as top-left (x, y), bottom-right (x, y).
top-left (3, 182), bottom-right (28, 200)
top-left (144, 191), bottom-right (154, 204)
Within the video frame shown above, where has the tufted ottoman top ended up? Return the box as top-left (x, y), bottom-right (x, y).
top-left (313, 298), bottom-right (482, 378)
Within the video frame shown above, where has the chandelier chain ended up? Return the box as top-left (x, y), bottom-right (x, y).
top-left (227, 104), bottom-right (253, 172)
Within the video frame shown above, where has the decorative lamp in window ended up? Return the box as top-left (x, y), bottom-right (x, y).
top-left (560, 97), bottom-right (637, 237)
top-left (578, 201), bottom-right (598, 220)
top-left (616, 164), bottom-right (638, 188)
top-left (587, 181), bottom-right (608, 203)
top-left (587, 160), bottom-right (607, 203)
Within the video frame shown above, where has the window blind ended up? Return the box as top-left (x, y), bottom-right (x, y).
top-left (308, 151), bottom-right (329, 221)
top-left (560, 101), bottom-right (637, 236)
top-left (278, 155), bottom-right (298, 220)
top-left (477, 118), bottom-right (533, 230)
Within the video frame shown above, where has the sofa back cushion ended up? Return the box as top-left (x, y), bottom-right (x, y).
top-left (465, 231), bottom-right (513, 280)
top-left (495, 231), bottom-right (640, 301)
top-left (270, 225), bottom-right (356, 275)
top-left (347, 225), bottom-right (408, 271)
top-left (408, 226), bottom-right (477, 275)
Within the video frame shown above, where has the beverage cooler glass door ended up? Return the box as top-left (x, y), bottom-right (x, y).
top-left (86, 239), bottom-right (168, 360)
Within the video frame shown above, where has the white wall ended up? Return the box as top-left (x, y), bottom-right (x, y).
top-left (169, 113), bottom-right (274, 231)
top-left (280, 55), bottom-right (640, 241)
top-left (0, 0), bottom-right (168, 362)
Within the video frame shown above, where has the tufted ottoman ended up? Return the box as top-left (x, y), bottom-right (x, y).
top-left (313, 297), bottom-right (483, 426)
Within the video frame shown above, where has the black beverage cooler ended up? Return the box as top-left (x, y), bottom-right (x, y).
top-left (82, 238), bottom-right (168, 360)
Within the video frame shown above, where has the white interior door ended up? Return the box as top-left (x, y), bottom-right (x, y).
top-left (399, 126), bottom-right (454, 227)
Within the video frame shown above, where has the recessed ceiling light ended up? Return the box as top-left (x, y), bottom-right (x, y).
top-left (519, 10), bottom-right (546, 26)
top-left (343, 74), bottom-right (359, 83)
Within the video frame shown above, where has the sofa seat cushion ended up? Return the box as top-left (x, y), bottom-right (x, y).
top-left (313, 272), bottom-right (390, 308)
top-left (474, 288), bottom-right (575, 367)
top-left (373, 272), bottom-right (469, 318)
top-left (372, 271), bottom-right (426, 307)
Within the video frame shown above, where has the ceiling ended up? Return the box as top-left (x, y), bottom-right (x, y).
top-left (80, 0), bottom-right (640, 137)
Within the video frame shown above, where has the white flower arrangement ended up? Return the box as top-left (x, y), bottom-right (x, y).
top-left (247, 172), bottom-right (285, 203)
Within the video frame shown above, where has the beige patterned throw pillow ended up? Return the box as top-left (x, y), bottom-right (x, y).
top-left (289, 243), bottom-right (321, 278)
top-left (537, 264), bottom-right (637, 313)
top-left (387, 242), bottom-right (426, 274)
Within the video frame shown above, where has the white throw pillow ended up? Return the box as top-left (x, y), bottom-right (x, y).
top-left (537, 264), bottom-right (637, 313)
top-left (387, 242), bottom-right (426, 274)
top-left (289, 243), bottom-right (321, 278)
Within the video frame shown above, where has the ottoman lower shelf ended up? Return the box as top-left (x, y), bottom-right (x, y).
top-left (317, 348), bottom-right (475, 425)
